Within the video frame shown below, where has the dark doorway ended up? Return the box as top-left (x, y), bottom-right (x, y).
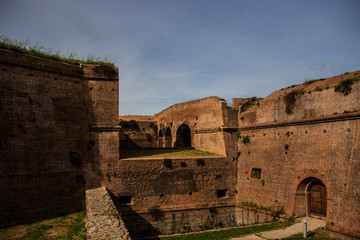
top-left (164, 128), bottom-right (172, 147)
top-left (175, 124), bottom-right (191, 147)
top-left (308, 181), bottom-right (327, 216)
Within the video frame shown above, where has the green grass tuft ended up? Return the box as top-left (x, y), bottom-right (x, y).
top-left (0, 34), bottom-right (113, 66)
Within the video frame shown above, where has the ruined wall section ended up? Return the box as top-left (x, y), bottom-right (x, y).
top-left (236, 71), bottom-right (360, 237)
top-left (119, 116), bottom-right (158, 149)
top-left (0, 49), bottom-right (90, 227)
top-left (239, 71), bottom-right (360, 126)
top-left (155, 97), bottom-right (227, 155)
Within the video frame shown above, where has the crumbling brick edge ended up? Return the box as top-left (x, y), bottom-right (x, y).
top-left (86, 186), bottom-right (131, 240)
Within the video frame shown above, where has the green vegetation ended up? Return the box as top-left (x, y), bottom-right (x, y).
top-left (162, 220), bottom-right (294, 240)
top-left (94, 63), bottom-right (117, 78)
top-left (148, 205), bottom-right (163, 221)
top-left (303, 78), bottom-right (326, 86)
top-left (233, 152), bottom-right (241, 162)
top-left (284, 89), bottom-right (306, 114)
top-left (240, 97), bottom-right (262, 113)
top-left (285, 144), bottom-right (289, 150)
top-left (0, 211), bottom-right (85, 240)
top-left (334, 76), bottom-right (360, 96)
top-left (315, 86), bottom-right (322, 91)
top-left (120, 148), bottom-right (219, 159)
top-left (0, 34), bottom-right (113, 66)
top-left (242, 135), bottom-right (250, 144)
top-left (119, 119), bottom-right (139, 130)
top-left (236, 131), bottom-right (241, 138)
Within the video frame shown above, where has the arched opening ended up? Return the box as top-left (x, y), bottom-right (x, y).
top-left (293, 177), bottom-right (327, 217)
top-left (308, 181), bottom-right (327, 216)
top-left (158, 129), bottom-right (164, 147)
top-left (164, 127), bottom-right (172, 147)
top-left (175, 124), bottom-right (191, 147)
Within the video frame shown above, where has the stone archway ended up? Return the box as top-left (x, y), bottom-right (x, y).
top-left (164, 127), bottom-right (172, 147)
top-left (293, 177), bottom-right (327, 217)
top-left (175, 124), bottom-right (191, 147)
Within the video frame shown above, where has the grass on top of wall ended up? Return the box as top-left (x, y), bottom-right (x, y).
top-left (120, 148), bottom-right (220, 159)
top-left (0, 211), bottom-right (86, 240)
top-left (0, 34), bottom-right (113, 66)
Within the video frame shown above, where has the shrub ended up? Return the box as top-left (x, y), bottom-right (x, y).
top-left (242, 135), bottom-right (250, 144)
top-left (94, 63), bottom-right (117, 78)
top-left (236, 131), bottom-right (241, 138)
top-left (128, 120), bottom-right (139, 130)
top-left (119, 120), bottom-right (130, 128)
top-left (315, 86), bottom-right (322, 91)
top-left (148, 205), bottom-right (163, 221)
top-left (284, 89), bottom-right (306, 114)
top-left (233, 152), bottom-right (241, 162)
top-left (285, 144), bottom-right (289, 150)
top-left (334, 76), bottom-right (360, 96)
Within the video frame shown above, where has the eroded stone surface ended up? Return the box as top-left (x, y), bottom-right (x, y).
top-left (86, 187), bottom-right (131, 240)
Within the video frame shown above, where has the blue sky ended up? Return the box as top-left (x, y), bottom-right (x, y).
top-left (1, 0), bottom-right (359, 115)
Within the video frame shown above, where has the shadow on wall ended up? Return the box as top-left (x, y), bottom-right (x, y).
top-left (109, 191), bottom-right (160, 239)
top-left (119, 148), bottom-right (193, 159)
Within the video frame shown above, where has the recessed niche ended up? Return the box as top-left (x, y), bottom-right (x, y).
top-left (251, 168), bottom-right (261, 179)
top-left (160, 193), bottom-right (165, 198)
top-left (119, 195), bottom-right (133, 205)
top-left (216, 189), bottom-right (228, 198)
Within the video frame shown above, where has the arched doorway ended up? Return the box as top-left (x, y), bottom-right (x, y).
top-left (158, 129), bottom-right (164, 147)
top-left (175, 124), bottom-right (191, 147)
top-left (293, 177), bottom-right (327, 217)
top-left (164, 127), bottom-right (172, 147)
top-left (308, 181), bottom-right (327, 216)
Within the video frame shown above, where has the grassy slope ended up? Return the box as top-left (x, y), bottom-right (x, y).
top-left (0, 211), bottom-right (86, 240)
top-left (120, 148), bottom-right (220, 159)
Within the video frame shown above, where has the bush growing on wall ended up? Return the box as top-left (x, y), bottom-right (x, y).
top-left (284, 89), bottom-right (306, 114)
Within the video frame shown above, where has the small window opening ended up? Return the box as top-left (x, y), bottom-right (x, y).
top-left (160, 193), bottom-right (165, 198)
top-left (251, 168), bottom-right (262, 179)
top-left (217, 189), bottom-right (228, 198)
top-left (119, 195), bottom-right (133, 205)
top-left (189, 192), bottom-right (192, 196)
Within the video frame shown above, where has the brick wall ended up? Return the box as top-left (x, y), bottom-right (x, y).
top-left (0, 49), bottom-right (119, 227)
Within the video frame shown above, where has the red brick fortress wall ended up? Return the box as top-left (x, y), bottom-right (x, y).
top-left (236, 71), bottom-right (360, 238)
top-left (0, 49), bottom-right (119, 228)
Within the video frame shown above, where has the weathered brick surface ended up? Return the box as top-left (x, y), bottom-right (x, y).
top-left (107, 157), bottom-right (235, 211)
top-left (236, 72), bottom-right (360, 238)
top-left (86, 187), bottom-right (131, 240)
top-left (0, 49), bottom-right (119, 228)
top-left (119, 116), bottom-right (158, 149)
top-left (154, 97), bottom-right (228, 155)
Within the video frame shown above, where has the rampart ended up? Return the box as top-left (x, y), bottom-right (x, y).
top-left (1, 48), bottom-right (359, 239)
top-left (0, 49), bottom-right (119, 228)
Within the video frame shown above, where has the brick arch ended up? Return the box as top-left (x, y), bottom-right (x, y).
top-left (175, 124), bottom-right (191, 147)
top-left (293, 177), bottom-right (328, 217)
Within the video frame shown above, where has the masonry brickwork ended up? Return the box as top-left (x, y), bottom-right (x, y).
top-left (1, 48), bottom-right (359, 239)
top-left (0, 49), bottom-right (119, 228)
